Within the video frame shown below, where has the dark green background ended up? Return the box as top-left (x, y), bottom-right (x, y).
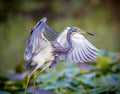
top-left (0, 0), bottom-right (120, 94)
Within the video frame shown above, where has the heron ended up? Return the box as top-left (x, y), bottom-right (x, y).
top-left (24, 17), bottom-right (99, 94)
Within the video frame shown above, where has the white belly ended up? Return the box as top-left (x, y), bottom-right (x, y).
top-left (31, 46), bottom-right (54, 66)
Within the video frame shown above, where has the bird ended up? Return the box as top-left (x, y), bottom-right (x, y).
top-left (24, 17), bottom-right (99, 94)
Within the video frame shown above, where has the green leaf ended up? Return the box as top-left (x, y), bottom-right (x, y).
top-left (44, 83), bottom-right (77, 91)
top-left (75, 72), bottom-right (97, 87)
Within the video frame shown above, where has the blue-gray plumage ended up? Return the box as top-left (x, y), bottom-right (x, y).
top-left (24, 17), bottom-right (99, 94)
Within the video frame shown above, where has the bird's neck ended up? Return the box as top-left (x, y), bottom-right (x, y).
top-left (52, 30), bottom-right (73, 54)
top-left (65, 31), bottom-right (73, 53)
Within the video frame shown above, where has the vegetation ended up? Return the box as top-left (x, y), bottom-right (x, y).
top-left (0, 0), bottom-right (120, 94)
top-left (0, 50), bottom-right (120, 94)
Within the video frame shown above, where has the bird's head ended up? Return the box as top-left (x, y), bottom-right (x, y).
top-left (70, 26), bottom-right (94, 36)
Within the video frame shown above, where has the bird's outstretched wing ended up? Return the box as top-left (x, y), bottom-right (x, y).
top-left (67, 33), bottom-right (99, 63)
top-left (24, 17), bottom-right (57, 61)
top-left (55, 27), bottom-right (99, 62)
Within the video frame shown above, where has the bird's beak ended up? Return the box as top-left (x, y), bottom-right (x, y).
top-left (76, 29), bottom-right (94, 36)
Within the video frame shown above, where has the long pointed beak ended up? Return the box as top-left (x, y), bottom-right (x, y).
top-left (86, 32), bottom-right (94, 36)
top-left (76, 29), bottom-right (94, 36)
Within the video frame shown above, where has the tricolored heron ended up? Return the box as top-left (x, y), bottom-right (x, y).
top-left (24, 17), bottom-right (99, 94)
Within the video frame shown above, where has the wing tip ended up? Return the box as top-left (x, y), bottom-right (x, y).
top-left (41, 17), bottom-right (47, 22)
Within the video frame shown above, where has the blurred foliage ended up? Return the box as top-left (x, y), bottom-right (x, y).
top-left (0, 50), bottom-right (120, 94)
top-left (0, 0), bottom-right (120, 94)
top-left (0, 0), bottom-right (118, 76)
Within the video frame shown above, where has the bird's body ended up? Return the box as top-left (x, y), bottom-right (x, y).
top-left (31, 45), bottom-right (54, 67)
top-left (24, 17), bottom-right (99, 94)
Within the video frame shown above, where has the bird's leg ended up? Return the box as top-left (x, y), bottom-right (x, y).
top-left (24, 73), bottom-right (35, 94)
top-left (33, 63), bottom-right (51, 94)
top-left (25, 72), bottom-right (35, 94)
top-left (25, 62), bottom-right (44, 94)
top-left (24, 75), bottom-right (31, 94)
top-left (33, 74), bottom-right (37, 94)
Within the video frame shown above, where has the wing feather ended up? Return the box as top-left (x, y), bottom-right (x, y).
top-left (77, 48), bottom-right (84, 62)
top-left (24, 17), bottom-right (57, 61)
top-left (55, 27), bottom-right (70, 47)
top-left (75, 47), bottom-right (81, 62)
top-left (55, 27), bottom-right (99, 63)
top-left (82, 46), bottom-right (95, 61)
top-left (73, 45), bottom-right (79, 62)
top-left (67, 33), bottom-right (99, 63)
top-left (78, 44), bottom-right (88, 62)
top-left (80, 47), bottom-right (89, 62)
top-left (83, 41), bottom-right (98, 60)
